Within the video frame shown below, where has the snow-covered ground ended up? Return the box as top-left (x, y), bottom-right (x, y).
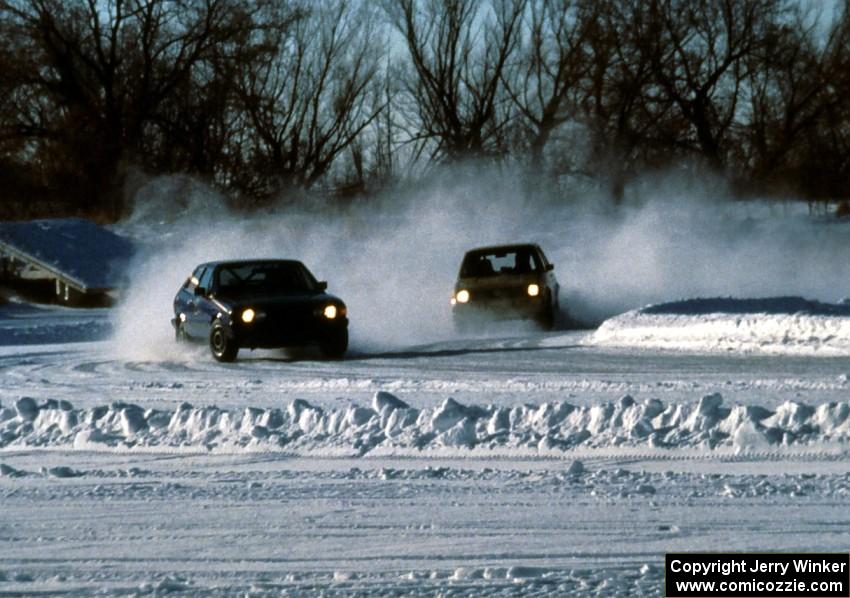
top-left (3, 300), bottom-right (850, 595)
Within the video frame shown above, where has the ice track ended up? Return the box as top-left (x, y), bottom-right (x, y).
top-left (3, 332), bottom-right (850, 413)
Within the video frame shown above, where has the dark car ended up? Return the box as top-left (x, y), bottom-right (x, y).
top-left (451, 243), bottom-right (559, 330)
top-left (172, 259), bottom-right (348, 362)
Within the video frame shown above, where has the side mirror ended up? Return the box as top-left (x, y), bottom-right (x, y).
top-left (194, 286), bottom-right (206, 297)
top-left (317, 281), bottom-right (328, 292)
top-left (546, 263), bottom-right (554, 271)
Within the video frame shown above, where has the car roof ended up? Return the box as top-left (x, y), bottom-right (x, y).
top-left (463, 243), bottom-right (541, 255)
top-left (195, 259), bottom-right (305, 270)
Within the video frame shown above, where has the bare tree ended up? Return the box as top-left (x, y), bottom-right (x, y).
top-left (1, 0), bottom-right (849, 216)
top-left (574, 0), bottom-right (675, 200)
top-left (739, 4), bottom-right (832, 192)
top-left (813, 1), bottom-right (850, 196)
top-left (387, 0), bottom-right (526, 164)
top-left (650, 0), bottom-right (780, 170)
top-left (232, 1), bottom-right (383, 200)
top-left (143, 2), bottom-right (301, 185)
top-left (0, 0), bottom-right (292, 215)
top-left (502, 0), bottom-right (599, 176)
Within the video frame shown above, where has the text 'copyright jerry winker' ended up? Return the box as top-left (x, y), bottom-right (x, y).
top-left (665, 553), bottom-right (850, 597)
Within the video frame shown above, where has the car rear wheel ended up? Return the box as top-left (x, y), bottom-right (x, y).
top-left (319, 328), bottom-right (348, 359)
top-left (209, 324), bottom-right (238, 362)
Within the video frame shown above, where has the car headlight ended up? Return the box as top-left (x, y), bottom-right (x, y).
top-left (323, 305), bottom-right (337, 319)
top-left (527, 284), bottom-right (540, 297)
top-left (455, 289), bottom-right (470, 304)
top-left (241, 308), bottom-right (256, 323)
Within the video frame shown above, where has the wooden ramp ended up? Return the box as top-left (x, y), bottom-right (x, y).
top-left (0, 218), bottom-right (135, 302)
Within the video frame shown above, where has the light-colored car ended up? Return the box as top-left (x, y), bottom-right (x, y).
top-left (451, 243), bottom-right (559, 330)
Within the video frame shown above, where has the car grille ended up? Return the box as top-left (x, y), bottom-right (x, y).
top-left (263, 305), bottom-right (316, 331)
top-left (470, 287), bottom-right (528, 301)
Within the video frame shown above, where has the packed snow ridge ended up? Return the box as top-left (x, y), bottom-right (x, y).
top-left (592, 296), bottom-right (850, 354)
top-left (4, 391), bottom-right (850, 456)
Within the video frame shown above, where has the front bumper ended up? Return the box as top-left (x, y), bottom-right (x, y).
top-left (232, 316), bottom-right (348, 349)
top-left (452, 297), bottom-right (547, 322)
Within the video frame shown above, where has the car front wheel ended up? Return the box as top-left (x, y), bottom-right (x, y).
top-left (209, 323), bottom-right (238, 362)
top-left (319, 328), bottom-right (348, 359)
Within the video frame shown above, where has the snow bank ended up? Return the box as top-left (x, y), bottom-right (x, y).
top-left (3, 391), bottom-right (850, 456)
top-left (592, 297), bottom-right (850, 354)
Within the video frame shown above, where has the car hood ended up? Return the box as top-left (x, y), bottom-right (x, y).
top-left (214, 291), bottom-right (343, 312)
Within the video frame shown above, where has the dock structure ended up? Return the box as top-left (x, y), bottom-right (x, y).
top-left (0, 218), bottom-right (135, 304)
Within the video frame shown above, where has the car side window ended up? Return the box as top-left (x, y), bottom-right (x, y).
top-left (529, 251), bottom-right (544, 272)
top-left (198, 267), bottom-right (214, 293)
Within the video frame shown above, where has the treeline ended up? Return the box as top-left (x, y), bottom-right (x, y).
top-left (0, 0), bottom-right (848, 219)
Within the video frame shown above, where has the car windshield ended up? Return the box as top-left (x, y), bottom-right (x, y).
top-left (460, 248), bottom-right (540, 278)
top-left (215, 262), bottom-right (317, 296)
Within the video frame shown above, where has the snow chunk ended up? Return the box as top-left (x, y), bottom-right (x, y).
top-left (0, 463), bottom-right (24, 477)
top-left (566, 460), bottom-right (585, 476)
top-left (450, 567), bottom-right (483, 581)
top-left (733, 422), bottom-right (772, 452)
top-left (437, 419), bottom-right (477, 448)
top-left (372, 391), bottom-right (409, 412)
top-left (0, 407), bottom-right (15, 423)
top-left (73, 429), bottom-right (108, 449)
top-left (344, 406), bottom-right (376, 428)
top-left (137, 577), bottom-right (191, 593)
top-left (507, 566), bottom-right (549, 579)
top-left (42, 466), bottom-right (83, 478)
top-left (15, 397), bottom-right (38, 421)
top-left (120, 405), bottom-right (147, 436)
top-left (431, 398), bottom-right (484, 433)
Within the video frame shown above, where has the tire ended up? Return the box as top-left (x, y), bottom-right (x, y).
top-left (537, 292), bottom-right (556, 331)
top-left (319, 328), bottom-right (348, 359)
top-left (453, 313), bottom-right (473, 336)
top-left (209, 323), bottom-right (238, 362)
top-left (175, 322), bottom-right (188, 343)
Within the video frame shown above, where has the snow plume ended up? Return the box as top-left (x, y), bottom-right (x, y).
top-left (110, 169), bottom-right (547, 358)
top-left (4, 392), bottom-right (850, 455)
top-left (554, 172), bottom-right (850, 324)
top-left (110, 168), bottom-right (850, 358)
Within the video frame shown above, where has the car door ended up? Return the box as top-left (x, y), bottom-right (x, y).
top-left (194, 266), bottom-right (221, 333)
top-left (183, 266), bottom-right (212, 338)
top-left (175, 266), bottom-right (204, 336)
